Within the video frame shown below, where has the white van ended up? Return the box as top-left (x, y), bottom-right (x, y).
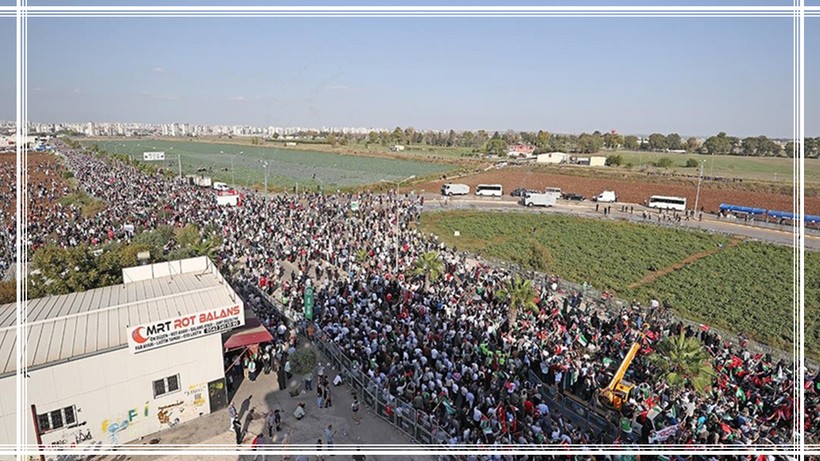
top-left (441, 183), bottom-right (470, 196)
top-left (213, 182), bottom-right (230, 192)
top-left (475, 184), bottom-right (503, 197)
top-left (594, 190), bottom-right (618, 203)
top-left (521, 193), bottom-right (557, 208)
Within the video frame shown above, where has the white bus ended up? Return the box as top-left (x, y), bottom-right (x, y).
top-left (475, 184), bottom-right (503, 197)
top-left (647, 195), bottom-right (687, 211)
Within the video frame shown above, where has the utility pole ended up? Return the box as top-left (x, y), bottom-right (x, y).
top-left (380, 175), bottom-right (415, 273)
top-left (694, 159), bottom-right (705, 215)
top-left (177, 153), bottom-right (182, 178)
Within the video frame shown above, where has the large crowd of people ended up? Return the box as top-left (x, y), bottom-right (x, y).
top-left (1, 142), bottom-right (811, 447)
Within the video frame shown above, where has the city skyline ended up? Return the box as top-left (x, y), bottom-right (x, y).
top-left (1, 12), bottom-right (818, 137)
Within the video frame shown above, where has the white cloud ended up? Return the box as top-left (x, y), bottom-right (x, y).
top-left (73, 88), bottom-right (81, 94)
top-left (228, 96), bottom-right (247, 102)
top-left (153, 67), bottom-right (166, 73)
top-left (324, 84), bottom-right (352, 91)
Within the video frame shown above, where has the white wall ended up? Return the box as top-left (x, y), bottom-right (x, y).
top-left (122, 256), bottom-right (211, 284)
top-left (0, 332), bottom-right (225, 451)
top-left (589, 156), bottom-right (606, 167)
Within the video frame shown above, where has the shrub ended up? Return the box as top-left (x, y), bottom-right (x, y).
top-left (685, 159), bottom-right (700, 168)
top-left (605, 154), bottom-right (623, 166)
top-left (656, 157), bottom-right (674, 168)
top-left (290, 346), bottom-right (318, 376)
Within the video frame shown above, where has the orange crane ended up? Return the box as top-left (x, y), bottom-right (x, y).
top-left (598, 332), bottom-right (645, 412)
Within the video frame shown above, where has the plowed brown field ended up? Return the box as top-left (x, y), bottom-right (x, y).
top-left (416, 168), bottom-right (820, 215)
top-left (0, 152), bottom-right (67, 219)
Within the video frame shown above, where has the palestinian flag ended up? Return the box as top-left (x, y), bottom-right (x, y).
top-left (576, 334), bottom-right (588, 347)
top-left (480, 415), bottom-right (494, 434)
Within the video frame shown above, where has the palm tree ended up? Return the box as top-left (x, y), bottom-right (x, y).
top-left (496, 277), bottom-right (538, 325)
top-left (412, 251), bottom-right (444, 291)
top-left (190, 235), bottom-right (222, 260)
top-left (647, 332), bottom-right (714, 395)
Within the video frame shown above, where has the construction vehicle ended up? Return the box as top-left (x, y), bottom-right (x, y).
top-left (598, 332), bottom-right (645, 412)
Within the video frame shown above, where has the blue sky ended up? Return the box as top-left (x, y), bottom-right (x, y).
top-left (1, 8), bottom-right (817, 137)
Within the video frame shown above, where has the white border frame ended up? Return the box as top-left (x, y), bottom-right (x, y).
top-left (5, 1), bottom-right (811, 459)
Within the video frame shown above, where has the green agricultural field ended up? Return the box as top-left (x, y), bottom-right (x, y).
top-left (610, 150), bottom-right (820, 183)
top-left (81, 140), bottom-right (455, 191)
top-left (419, 210), bottom-right (813, 357)
top-left (625, 241), bottom-right (819, 357)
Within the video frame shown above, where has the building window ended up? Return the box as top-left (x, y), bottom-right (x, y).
top-left (36, 406), bottom-right (78, 434)
top-left (153, 374), bottom-right (181, 398)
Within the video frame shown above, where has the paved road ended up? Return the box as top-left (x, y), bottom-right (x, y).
top-left (421, 194), bottom-right (820, 251)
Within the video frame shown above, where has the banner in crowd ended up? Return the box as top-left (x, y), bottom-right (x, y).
top-left (304, 286), bottom-right (314, 321)
top-left (127, 305), bottom-right (244, 353)
top-left (143, 151), bottom-right (166, 161)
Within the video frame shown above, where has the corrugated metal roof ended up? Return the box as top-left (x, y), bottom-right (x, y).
top-left (0, 271), bottom-right (239, 375)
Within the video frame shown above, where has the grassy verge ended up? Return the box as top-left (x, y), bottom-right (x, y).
top-left (418, 210), bottom-right (812, 358)
top-left (58, 190), bottom-right (106, 218)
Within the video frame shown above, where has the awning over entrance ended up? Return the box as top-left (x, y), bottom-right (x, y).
top-left (223, 319), bottom-right (274, 351)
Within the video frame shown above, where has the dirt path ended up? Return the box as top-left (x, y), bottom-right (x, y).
top-left (627, 238), bottom-right (743, 290)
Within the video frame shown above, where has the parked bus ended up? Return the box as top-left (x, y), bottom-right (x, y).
top-left (647, 195), bottom-right (687, 211)
top-left (475, 184), bottom-right (503, 197)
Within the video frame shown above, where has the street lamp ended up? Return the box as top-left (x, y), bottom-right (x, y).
top-left (259, 159), bottom-right (269, 192)
top-left (693, 159), bottom-right (705, 216)
top-left (380, 175), bottom-right (416, 273)
top-left (231, 151), bottom-right (243, 188)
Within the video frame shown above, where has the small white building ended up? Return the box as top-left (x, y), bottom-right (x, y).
top-left (390, 145), bottom-right (405, 152)
top-left (0, 256), bottom-right (244, 451)
top-left (536, 152), bottom-right (569, 164)
top-left (588, 156), bottom-right (606, 167)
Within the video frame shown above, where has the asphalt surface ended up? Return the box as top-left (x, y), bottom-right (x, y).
top-left (420, 193), bottom-right (820, 251)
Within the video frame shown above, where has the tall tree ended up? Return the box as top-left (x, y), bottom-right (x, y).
top-left (685, 137), bottom-right (701, 153)
top-left (496, 277), bottom-right (538, 325)
top-left (666, 133), bottom-right (683, 150)
top-left (623, 135), bottom-right (640, 150)
top-left (703, 132), bottom-right (733, 155)
top-left (647, 332), bottom-right (714, 395)
top-left (648, 133), bottom-right (668, 151)
top-left (412, 251), bottom-right (444, 291)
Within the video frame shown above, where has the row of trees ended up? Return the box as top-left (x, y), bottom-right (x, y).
top-left (303, 127), bottom-right (817, 158)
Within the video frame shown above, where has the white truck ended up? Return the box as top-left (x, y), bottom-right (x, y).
top-left (594, 190), bottom-right (618, 203)
top-left (213, 182), bottom-right (230, 192)
top-left (521, 192), bottom-right (557, 207)
top-left (441, 183), bottom-right (470, 196)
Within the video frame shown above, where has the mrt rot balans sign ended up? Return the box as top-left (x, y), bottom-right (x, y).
top-left (127, 305), bottom-right (244, 353)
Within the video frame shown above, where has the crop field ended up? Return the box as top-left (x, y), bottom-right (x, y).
top-left (82, 140), bottom-right (455, 190)
top-left (419, 210), bottom-right (816, 357)
top-left (610, 150), bottom-right (820, 183)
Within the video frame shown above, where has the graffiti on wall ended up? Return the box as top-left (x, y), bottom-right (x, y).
top-left (100, 403), bottom-right (150, 445)
top-left (156, 400), bottom-right (183, 427)
top-left (154, 382), bottom-right (209, 429)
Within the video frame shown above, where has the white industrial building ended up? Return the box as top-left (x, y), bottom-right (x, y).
top-left (535, 152), bottom-right (569, 164)
top-left (0, 256), bottom-right (244, 451)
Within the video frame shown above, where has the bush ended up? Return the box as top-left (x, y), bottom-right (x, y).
top-left (61, 171), bottom-right (74, 179)
top-left (605, 154), bottom-right (623, 166)
top-left (685, 159), bottom-right (700, 168)
top-left (290, 346), bottom-right (318, 376)
top-left (655, 157), bottom-right (674, 168)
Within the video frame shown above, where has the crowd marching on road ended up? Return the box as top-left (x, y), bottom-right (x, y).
top-left (1, 142), bottom-right (814, 448)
